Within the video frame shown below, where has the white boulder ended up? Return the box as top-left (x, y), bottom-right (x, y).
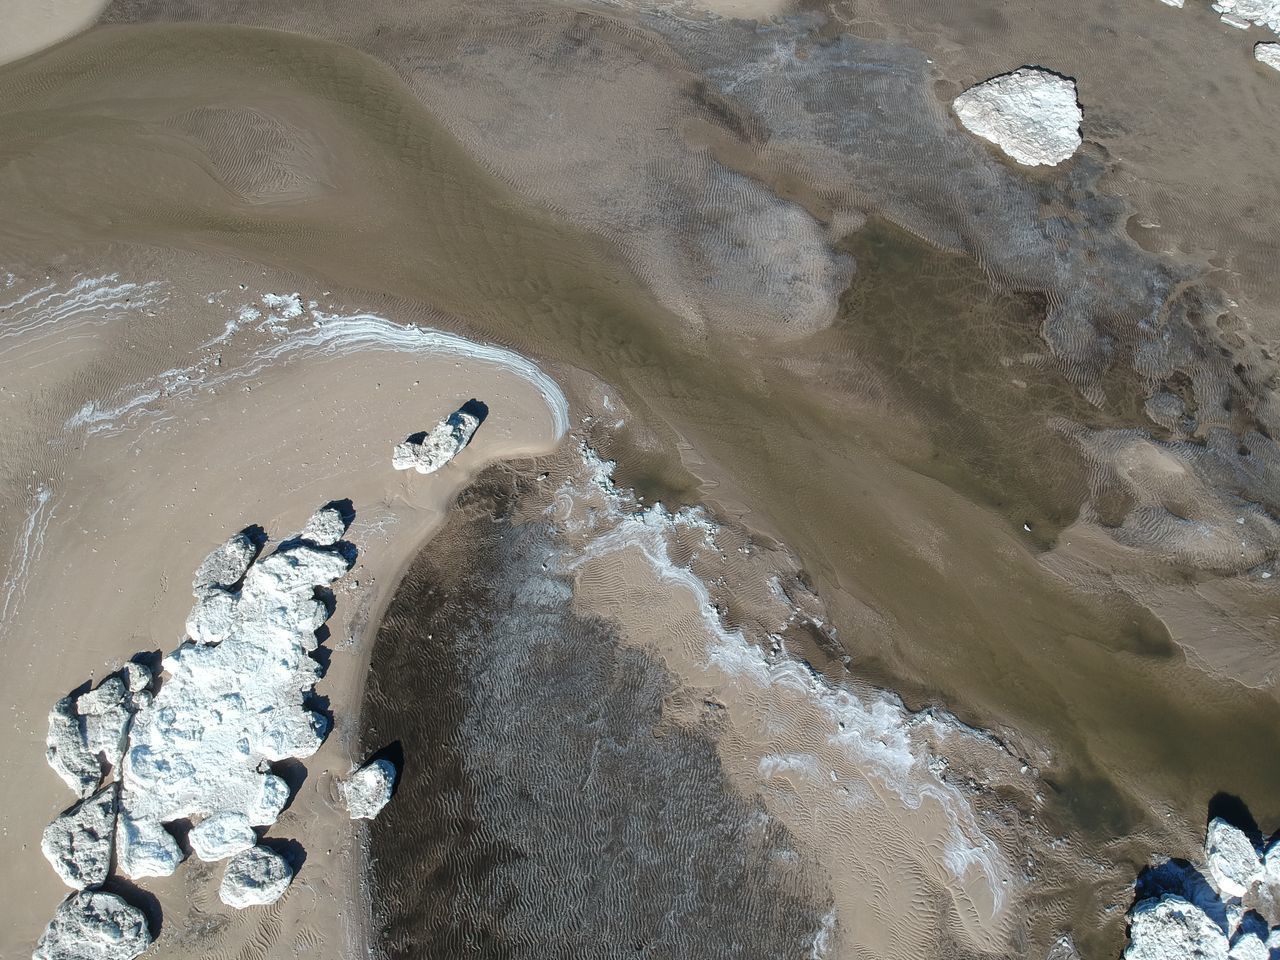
top-left (1206, 818), bottom-right (1263, 899)
top-left (1125, 895), bottom-right (1229, 960)
top-left (1229, 932), bottom-right (1269, 960)
top-left (219, 845), bottom-right (293, 908)
top-left (392, 407), bottom-right (482, 475)
top-left (1257, 43), bottom-right (1280, 71)
top-left (338, 758), bottom-right (397, 820)
top-left (47, 666), bottom-right (151, 799)
top-left (41, 786), bottom-right (117, 890)
top-left (952, 67), bottom-right (1083, 166)
top-left (189, 811), bottom-right (257, 862)
top-left (300, 506), bottom-right (346, 547)
top-left (117, 510), bottom-right (352, 880)
top-left (33, 890), bottom-right (151, 960)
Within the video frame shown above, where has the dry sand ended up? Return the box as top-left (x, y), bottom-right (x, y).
top-left (0, 262), bottom-right (567, 959)
top-left (0, 0), bottom-right (108, 65)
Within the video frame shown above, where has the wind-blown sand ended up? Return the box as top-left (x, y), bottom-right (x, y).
top-left (0, 266), bottom-right (566, 959)
top-left (0, 0), bottom-right (108, 66)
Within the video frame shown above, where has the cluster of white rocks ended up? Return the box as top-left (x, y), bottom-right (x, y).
top-left (1126, 818), bottom-right (1280, 960)
top-left (1211, 0), bottom-right (1280, 33)
top-left (338, 758), bottom-right (397, 820)
top-left (392, 404), bottom-right (482, 475)
top-left (34, 504), bottom-right (379, 959)
top-left (952, 67), bottom-right (1083, 167)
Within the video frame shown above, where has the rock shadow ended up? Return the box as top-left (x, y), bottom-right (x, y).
top-left (101, 874), bottom-right (163, 940)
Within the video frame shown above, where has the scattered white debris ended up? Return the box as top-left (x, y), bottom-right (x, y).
top-left (219, 845), bottom-right (293, 908)
top-left (338, 759), bottom-right (397, 820)
top-left (1211, 0), bottom-right (1280, 33)
top-left (1207, 818), bottom-right (1263, 899)
top-left (189, 811), bottom-right (257, 862)
top-left (952, 67), bottom-right (1083, 166)
top-left (33, 890), bottom-right (151, 960)
top-left (260, 292), bottom-right (303, 319)
top-left (117, 507), bottom-right (352, 879)
top-left (46, 665), bottom-right (151, 798)
top-left (1125, 895), bottom-right (1229, 960)
top-left (1256, 42), bottom-right (1280, 71)
top-left (392, 406), bottom-right (482, 475)
top-left (41, 786), bottom-right (117, 890)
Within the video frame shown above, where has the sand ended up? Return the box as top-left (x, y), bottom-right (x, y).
top-left (0, 261), bottom-right (567, 959)
top-left (0, 0), bottom-right (108, 66)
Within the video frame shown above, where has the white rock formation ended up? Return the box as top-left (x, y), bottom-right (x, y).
top-left (189, 812), bottom-right (257, 862)
top-left (1256, 42), bottom-right (1280, 71)
top-left (392, 407), bottom-right (482, 475)
top-left (1211, 0), bottom-right (1280, 33)
top-left (41, 786), bottom-right (117, 890)
top-left (952, 67), bottom-right (1083, 166)
top-left (338, 758), bottom-right (397, 820)
top-left (47, 665), bottom-right (151, 798)
top-left (116, 507), bottom-right (352, 880)
top-left (1125, 895), bottom-right (1229, 960)
top-left (1207, 818), bottom-right (1263, 899)
top-left (219, 845), bottom-right (293, 908)
top-left (33, 890), bottom-right (151, 960)
top-left (1229, 932), bottom-right (1269, 960)
top-left (300, 505), bottom-right (346, 546)
top-left (1159, 0), bottom-right (1185, 7)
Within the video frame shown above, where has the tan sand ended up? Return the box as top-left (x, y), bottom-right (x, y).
top-left (0, 0), bottom-right (108, 66)
top-left (0, 263), bottom-right (566, 959)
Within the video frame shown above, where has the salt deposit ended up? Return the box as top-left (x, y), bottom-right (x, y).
top-left (952, 68), bottom-right (1083, 166)
top-left (338, 758), bottom-right (396, 820)
top-left (392, 405), bottom-right (482, 474)
top-left (41, 785), bottom-right (116, 890)
top-left (32, 891), bottom-right (151, 960)
top-left (218, 845), bottom-right (293, 908)
top-left (189, 811), bottom-right (257, 862)
top-left (1257, 43), bottom-right (1280, 71)
top-left (118, 506), bottom-right (353, 879)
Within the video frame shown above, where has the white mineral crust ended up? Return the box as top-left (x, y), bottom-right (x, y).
top-left (1256, 43), bottom-right (1280, 71)
top-left (189, 811), bottom-right (257, 862)
top-left (338, 758), bottom-right (397, 820)
top-left (116, 508), bottom-right (352, 880)
top-left (219, 845), bottom-right (293, 908)
top-left (1206, 817), bottom-right (1263, 899)
top-left (41, 785), bottom-right (117, 890)
top-left (33, 890), bottom-right (151, 960)
top-left (952, 67), bottom-right (1083, 166)
top-left (1125, 895), bottom-right (1229, 960)
top-left (392, 407), bottom-right (482, 475)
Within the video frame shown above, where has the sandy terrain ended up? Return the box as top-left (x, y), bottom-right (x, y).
top-left (0, 262), bottom-right (567, 958)
top-left (0, 0), bottom-right (108, 65)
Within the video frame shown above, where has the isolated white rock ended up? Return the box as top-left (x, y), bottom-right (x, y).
top-left (117, 510), bottom-right (352, 880)
top-left (33, 890), bottom-right (151, 960)
top-left (1158, 0), bottom-right (1185, 6)
top-left (953, 67), bottom-right (1083, 166)
top-left (189, 811), bottom-right (257, 862)
top-left (338, 759), bottom-right (397, 820)
top-left (1125, 895), bottom-right (1229, 960)
top-left (219, 845), bottom-right (293, 908)
top-left (41, 785), bottom-right (117, 890)
top-left (392, 407), bottom-right (481, 475)
top-left (1206, 818), bottom-right (1263, 899)
top-left (1256, 43), bottom-right (1280, 71)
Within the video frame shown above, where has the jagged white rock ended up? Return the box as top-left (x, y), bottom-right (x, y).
top-left (1125, 895), bottom-right (1229, 960)
top-left (1229, 932), bottom-right (1269, 960)
top-left (300, 506), bottom-right (345, 547)
top-left (392, 407), bottom-right (481, 475)
top-left (41, 785), bottom-right (117, 890)
top-left (1211, 0), bottom-right (1280, 33)
top-left (189, 811), bottom-right (257, 862)
top-left (1206, 818), bottom-right (1263, 899)
top-left (338, 759), bottom-right (397, 820)
top-left (117, 507), bottom-right (352, 880)
top-left (219, 845), bottom-right (293, 908)
top-left (1257, 43), bottom-right (1280, 71)
top-left (33, 890), bottom-right (151, 960)
top-left (47, 666), bottom-right (151, 798)
top-left (952, 67), bottom-right (1083, 166)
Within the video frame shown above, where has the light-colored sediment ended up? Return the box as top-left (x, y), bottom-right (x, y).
top-left (0, 0), bottom-right (109, 68)
top-left (0, 271), bottom-right (567, 959)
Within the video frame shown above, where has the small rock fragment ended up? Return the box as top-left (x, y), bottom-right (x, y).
top-left (1206, 818), bottom-right (1263, 899)
top-left (392, 406), bottom-right (482, 475)
top-left (952, 67), bottom-right (1083, 166)
top-left (219, 845), bottom-right (293, 908)
top-left (1256, 43), bottom-right (1280, 72)
top-left (41, 785), bottom-right (117, 890)
top-left (1125, 895), bottom-right (1229, 960)
top-left (338, 758), bottom-right (397, 820)
top-left (189, 811), bottom-right (257, 862)
top-left (33, 890), bottom-right (151, 960)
